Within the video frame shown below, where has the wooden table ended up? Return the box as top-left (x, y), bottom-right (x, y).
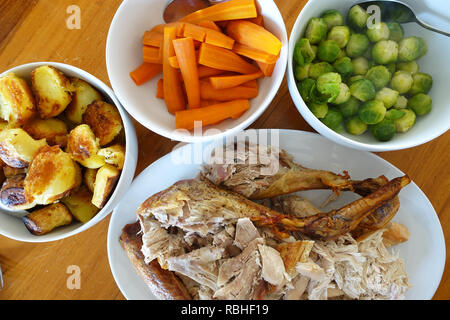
top-left (0, 0), bottom-right (448, 300)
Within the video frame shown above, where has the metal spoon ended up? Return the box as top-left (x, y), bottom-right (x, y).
top-left (163, 0), bottom-right (226, 23)
top-left (355, 0), bottom-right (450, 37)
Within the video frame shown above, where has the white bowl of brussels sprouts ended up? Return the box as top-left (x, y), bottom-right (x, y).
top-left (287, 0), bottom-right (450, 151)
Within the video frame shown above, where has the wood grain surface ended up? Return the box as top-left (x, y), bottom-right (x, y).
top-left (0, 0), bottom-right (448, 300)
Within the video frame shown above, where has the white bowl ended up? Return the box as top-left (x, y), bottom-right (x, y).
top-left (0, 62), bottom-right (138, 243)
top-left (106, 0), bottom-right (288, 143)
top-left (287, 0), bottom-right (450, 152)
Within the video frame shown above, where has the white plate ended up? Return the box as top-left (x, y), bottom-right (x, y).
top-left (107, 129), bottom-right (445, 300)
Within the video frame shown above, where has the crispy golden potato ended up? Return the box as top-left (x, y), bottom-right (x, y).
top-left (83, 101), bottom-right (123, 146)
top-left (3, 165), bottom-right (27, 178)
top-left (0, 73), bottom-right (36, 126)
top-left (22, 203), bottom-right (72, 235)
top-left (84, 168), bottom-right (98, 193)
top-left (31, 66), bottom-right (73, 119)
top-left (65, 78), bottom-right (103, 124)
top-left (0, 120), bottom-right (8, 131)
top-left (24, 145), bottom-right (81, 205)
top-left (23, 118), bottom-right (68, 147)
top-left (0, 167), bottom-right (4, 186)
top-left (92, 164), bottom-right (120, 208)
top-left (98, 144), bottom-right (125, 170)
top-left (67, 124), bottom-right (105, 169)
top-left (61, 186), bottom-right (99, 223)
top-left (0, 128), bottom-right (47, 168)
top-left (0, 174), bottom-right (36, 211)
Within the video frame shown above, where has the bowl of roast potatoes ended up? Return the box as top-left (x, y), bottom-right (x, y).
top-left (0, 62), bottom-right (137, 242)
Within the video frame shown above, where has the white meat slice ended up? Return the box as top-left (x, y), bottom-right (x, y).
top-left (234, 218), bottom-right (260, 250)
top-left (258, 244), bottom-right (286, 287)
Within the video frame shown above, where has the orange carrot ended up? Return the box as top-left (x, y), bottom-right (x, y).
top-left (156, 78), bottom-right (164, 98)
top-left (152, 22), bottom-right (185, 37)
top-left (143, 46), bottom-right (162, 64)
top-left (143, 30), bottom-right (163, 47)
top-left (175, 99), bottom-right (250, 130)
top-left (209, 71), bottom-right (263, 89)
top-left (226, 20), bottom-right (282, 56)
top-left (256, 60), bottom-right (276, 76)
top-left (173, 38), bottom-right (201, 109)
top-left (169, 50), bottom-right (200, 69)
top-left (163, 26), bottom-right (186, 114)
top-left (215, 21), bottom-right (230, 28)
top-left (180, 0), bottom-right (257, 24)
top-left (248, 15), bottom-right (264, 26)
top-left (200, 99), bottom-right (220, 107)
top-left (241, 79), bottom-right (258, 88)
top-left (200, 81), bottom-right (258, 101)
top-left (233, 43), bottom-right (279, 64)
top-left (184, 23), bottom-right (234, 50)
top-left (198, 43), bottom-right (259, 74)
top-left (198, 65), bottom-right (227, 78)
top-left (197, 21), bottom-right (221, 32)
top-left (129, 62), bottom-right (162, 86)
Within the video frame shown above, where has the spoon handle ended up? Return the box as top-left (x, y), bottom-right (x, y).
top-left (416, 18), bottom-right (450, 37)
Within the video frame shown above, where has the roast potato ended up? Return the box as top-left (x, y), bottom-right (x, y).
top-left (84, 168), bottom-right (98, 193)
top-left (67, 124), bottom-right (105, 169)
top-left (65, 78), bottom-right (103, 124)
top-left (22, 202), bottom-right (72, 235)
top-left (0, 120), bottom-right (8, 131)
top-left (83, 101), bottom-right (123, 146)
top-left (61, 186), bottom-right (99, 223)
top-left (24, 145), bottom-right (81, 205)
top-left (23, 118), bottom-right (68, 147)
top-left (0, 174), bottom-right (36, 211)
top-left (3, 165), bottom-right (27, 178)
top-left (98, 144), bottom-right (125, 170)
top-left (0, 73), bottom-right (36, 126)
top-left (92, 164), bottom-right (120, 208)
top-left (31, 66), bottom-right (73, 119)
top-left (0, 128), bottom-right (47, 168)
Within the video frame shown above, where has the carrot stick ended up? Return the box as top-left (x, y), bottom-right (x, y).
top-left (184, 23), bottom-right (207, 42)
top-left (198, 43), bottom-right (259, 74)
top-left (129, 62), bottom-right (162, 86)
top-left (173, 38), bottom-right (201, 109)
top-left (209, 71), bottom-right (263, 89)
top-left (200, 81), bottom-right (258, 101)
top-left (198, 65), bottom-right (228, 78)
top-left (233, 43), bottom-right (279, 64)
top-left (152, 22), bottom-right (185, 37)
top-left (156, 78), bottom-right (164, 99)
top-left (197, 21), bottom-right (221, 32)
top-left (241, 79), bottom-right (258, 88)
top-left (169, 50), bottom-right (200, 69)
top-left (248, 15), bottom-right (264, 26)
top-left (163, 26), bottom-right (186, 114)
top-left (256, 60), bottom-right (276, 76)
top-left (179, 0), bottom-right (257, 24)
top-left (175, 99), bottom-right (250, 130)
top-left (143, 46), bottom-right (162, 64)
top-left (184, 23), bottom-right (235, 50)
top-left (143, 30), bottom-right (163, 47)
top-left (226, 20), bottom-right (282, 56)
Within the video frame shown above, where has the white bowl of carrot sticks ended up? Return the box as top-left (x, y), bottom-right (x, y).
top-left (106, 0), bottom-right (287, 142)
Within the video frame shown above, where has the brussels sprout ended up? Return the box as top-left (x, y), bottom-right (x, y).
top-left (348, 5), bottom-right (369, 30)
top-left (362, 45), bottom-right (373, 60)
top-left (352, 57), bottom-right (369, 76)
top-left (305, 18), bottom-right (328, 44)
top-left (293, 38), bottom-right (316, 66)
top-left (366, 65), bottom-right (391, 90)
top-left (294, 63), bottom-right (311, 81)
top-left (348, 75), bottom-right (365, 85)
top-left (394, 109), bottom-right (416, 133)
top-left (398, 36), bottom-right (427, 62)
top-left (386, 62), bottom-right (396, 75)
top-left (396, 61), bottom-right (419, 74)
top-left (332, 122), bottom-right (345, 133)
top-left (311, 45), bottom-right (318, 56)
top-left (333, 57), bottom-right (354, 77)
top-left (316, 72), bottom-right (342, 103)
top-left (345, 116), bottom-right (368, 135)
top-left (333, 83), bottom-right (351, 105)
top-left (359, 100), bottom-right (386, 124)
top-left (308, 102), bottom-right (328, 118)
top-left (321, 9), bottom-right (344, 29)
top-left (309, 62), bottom-right (334, 79)
top-left (385, 108), bottom-right (405, 120)
top-left (408, 93), bottom-right (432, 116)
top-left (366, 22), bottom-right (390, 42)
top-left (408, 72), bottom-right (433, 95)
top-left (387, 22), bottom-right (404, 42)
top-left (321, 108), bottom-right (343, 129)
top-left (350, 78), bottom-right (376, 102)
top-left (372, 40), bottom-right (399, 64)
top-left (370, 118), bottom-right (396, 141)
top-left (327, 26), bottom-right (350, 48)
top-left (338, 96), bottom-right (360, 118)
top-left (297, 78), bottom-right (316, 103)
top-left (375, 87), bottom-right (399, 109)
top-left (390, 71), bottom-right (413, 94)
top-left (317, 40), bottom-right (341, 63)
top-left (394, 95), bottom-right (408, 109)
top-left (346, 33), bottom-right (370, 58)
